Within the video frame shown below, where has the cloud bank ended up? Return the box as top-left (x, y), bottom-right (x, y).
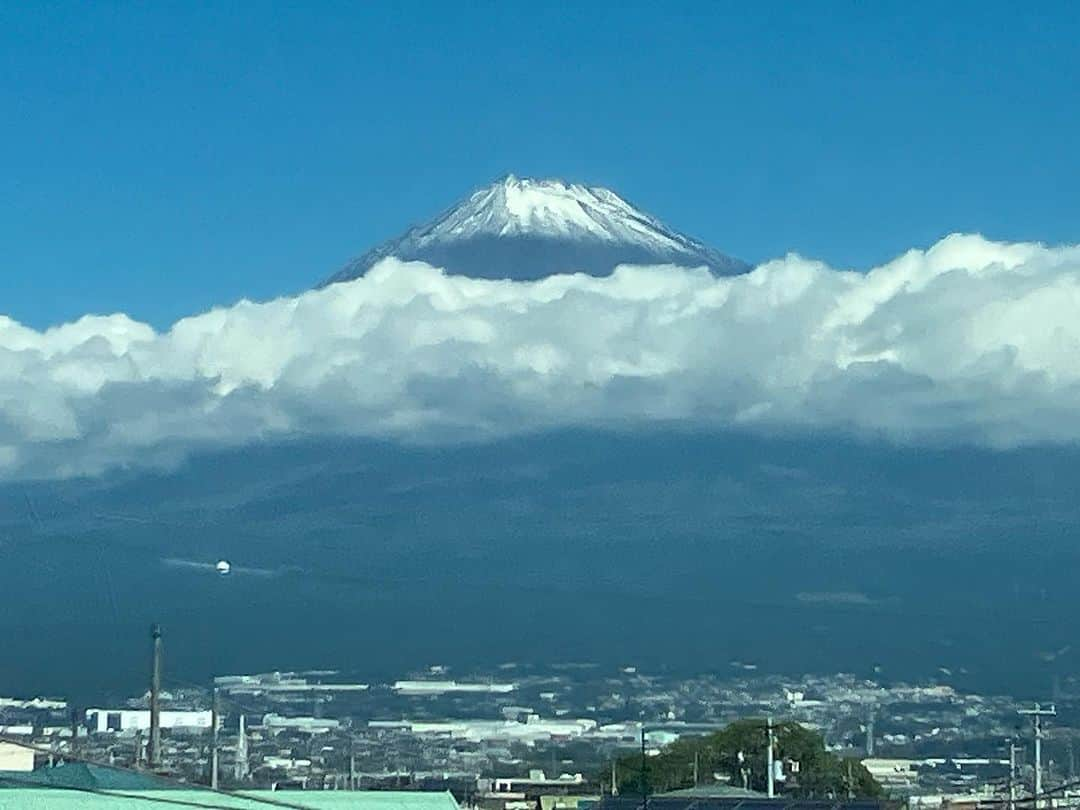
top-left (4, 233), bottom-right (1080, 479)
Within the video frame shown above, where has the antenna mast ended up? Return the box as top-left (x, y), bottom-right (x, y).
top-left (1019, 703), bottom-right (1056, 808)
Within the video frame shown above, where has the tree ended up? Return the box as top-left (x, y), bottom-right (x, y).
top-left (607, 719), bottom-right (883, 799)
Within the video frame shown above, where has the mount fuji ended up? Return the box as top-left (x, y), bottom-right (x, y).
top-left (321, 175), bottom-right (750, 286)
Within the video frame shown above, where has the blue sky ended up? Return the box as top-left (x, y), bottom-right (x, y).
top-left (2, 1), bottom-right (1078, 329)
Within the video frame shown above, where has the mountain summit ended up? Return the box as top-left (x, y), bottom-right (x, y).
top-left (321, 175), bottom-right (750, 285)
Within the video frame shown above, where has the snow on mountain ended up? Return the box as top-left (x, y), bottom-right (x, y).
top-left (321, 175), bottom-right (750, 285)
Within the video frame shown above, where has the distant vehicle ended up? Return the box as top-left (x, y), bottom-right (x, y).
top-left (216, 560), bottom-right (232, 576)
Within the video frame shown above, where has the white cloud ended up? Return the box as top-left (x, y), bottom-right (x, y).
top-left (4, 232), bottom-right (1080, 480)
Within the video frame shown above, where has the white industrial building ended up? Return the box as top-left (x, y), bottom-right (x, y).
top-left (392, 680), bottom-right (516, 696)
top-left (368, 716), bottom-right (597, 745)
top-left (261, 714), bottom-right (340, 733)
top-left (0, 741), bottom-right (34, 772)
top-left (0, 697), bottom-right (67, 711)
top-left (84, 708), bottom-right (213, 733)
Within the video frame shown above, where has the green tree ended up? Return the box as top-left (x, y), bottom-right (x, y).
top-left (606, 719), bottom-right (882, 799)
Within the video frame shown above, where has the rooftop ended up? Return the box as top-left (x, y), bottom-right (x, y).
top-left (0, 780), bottom-right (461, 810)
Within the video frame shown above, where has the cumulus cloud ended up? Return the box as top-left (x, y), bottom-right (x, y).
top-left (4, 233), bottom-right (1080, 479)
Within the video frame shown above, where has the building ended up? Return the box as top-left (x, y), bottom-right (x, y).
top-left (84, 708), bottom-right (213, 733)
top-left (861, 758), bottom-right (920, 793)
top-left (477, 771), bottom-right (594, 810)
top-left (368, 717), bottom-right (597, 744)
top-left (0, 698), bottom-right (67, 711)
top-left (490, 771), bottom-right (587, 794)
top-left (392, 681), bottom-right (517, 696)
top-left (0, 742), bottom-right (34, 773)
top-left (215, 672), bottom-right (369, 695)
top-left (261, 713), bottom-right (341, 733)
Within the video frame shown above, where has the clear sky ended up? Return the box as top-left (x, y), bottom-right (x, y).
top-left (2, 1), bottom-right (1078, 329)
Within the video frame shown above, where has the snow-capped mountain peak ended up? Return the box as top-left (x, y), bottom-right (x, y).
top-left (435, 175), bottom-right (685, 246)
top-left (322, 176), bottom-right (749, 285)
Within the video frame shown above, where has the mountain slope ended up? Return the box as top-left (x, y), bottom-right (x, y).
top-left (4, 431), bottom-right (1077, 698)
top-left (322, 175), bottom-right (750, 285)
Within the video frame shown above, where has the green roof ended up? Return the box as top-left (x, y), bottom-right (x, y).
top-left (0, 762), bottom-right (176, 791)
top-left (0, 786), bottom-right (461, 810)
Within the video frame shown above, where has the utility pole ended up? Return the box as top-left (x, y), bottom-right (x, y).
top-left (1019, 703), bottom-right (1056, 809)
top-left (641, 727), bottom-right (648, 810)
top-left (1008, 739), bottom-right (1019, 810)
top-left (148, 624), bottom-right (163, 770)
top-left (766, 717), bottom-right (776, 798)
top-left (866, 709), bottom-right (876, 758)
top-left (611, 759), bottom-right (618, 796)
top-left (234, 715), bottom-right (249, 782)
top-left (693, 750), bottom-right (699, 787)
top-left (210, 686), bottom-right (219, 790)
top-left (349, 744), bottom-right (356, 791)
top-left (69, 707), bottom-right (80, 759)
